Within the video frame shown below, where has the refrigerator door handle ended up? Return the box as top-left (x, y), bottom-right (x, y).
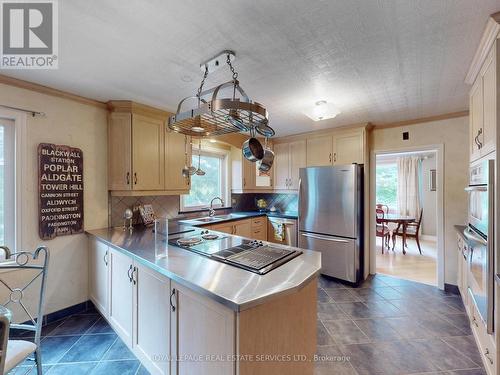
top-left (300, 232), bottom-right (350, 243)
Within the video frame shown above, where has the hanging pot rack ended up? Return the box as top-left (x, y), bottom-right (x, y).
top-left (168, 51), bottom-right (273, 138)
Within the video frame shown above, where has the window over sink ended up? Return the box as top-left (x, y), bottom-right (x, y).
top-left (180, 149), bottom-right (229, 211)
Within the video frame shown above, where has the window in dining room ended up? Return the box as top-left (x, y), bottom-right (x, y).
top-left (375, 162), bottom-right (398, 211)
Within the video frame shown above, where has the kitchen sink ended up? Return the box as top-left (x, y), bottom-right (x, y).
top-left (195, 217), bottom-right (217, 222)
top-left (183, 213), bottom-right (248, 224)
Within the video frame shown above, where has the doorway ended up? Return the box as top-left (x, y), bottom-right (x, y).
top-left (371, 146), bottom-right (444, 288)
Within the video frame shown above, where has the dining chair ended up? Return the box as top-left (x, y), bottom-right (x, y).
top-left (0, 245), bottom-right (49, 375)
top-left (392, 209), bottom-right (424, 254)
top-left (375, 208), bottom-right (391, 254)
top-left (376, 204), bottom-right (389, 215)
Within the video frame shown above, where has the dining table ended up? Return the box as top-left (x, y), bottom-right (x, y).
top-left (379, 213), bottom-right (415, 254)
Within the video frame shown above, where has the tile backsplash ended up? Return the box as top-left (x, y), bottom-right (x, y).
top-left (231, 193), bottom-right (298, 213)
top-left (109, 195), bottom-right (180, 228)
top-left (109, 193), bottom-right (298, 228)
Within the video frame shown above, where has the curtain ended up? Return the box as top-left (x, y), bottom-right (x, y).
top-left (397, 156), bottom-right (421, 218)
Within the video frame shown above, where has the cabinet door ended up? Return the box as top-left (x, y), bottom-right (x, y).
top-left (273, 142), bottom-right (290, 190)
top-left (210, 222), bottom-right (235, 234)
top-left (289, 140), bottom-right (307, 190)
top-left (108, 112), bottom-right (132, 190)
top-left (134, 263), bottom-right (171, 375)
top-left (306, 136), bottom-right (332, 166)
top-left (171, 282), bottom-right (235, 375)
top-left (109, 249), bottom-right (134, 347)
top-left (89, 238), bottom-right (109, 317)
top-left (234, 219), bottom-right (252, 238)
top-left (481, 50), bottom-right (496, 157)
top-left (333, 132), bottom-right (364, 165)
top-left (470, 79), bottom-right (483, 162)
top-left (132, 114), bottom-right (165, 190)
top-left (165, 131), bottom-right (190, 192)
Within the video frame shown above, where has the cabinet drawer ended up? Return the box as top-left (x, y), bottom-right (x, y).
top-left (470, 299), bottom-right (496, 374)
top-left (251, 228), bottom-right (267, 241)
top-left (251, 217), bottom-right (266, 228)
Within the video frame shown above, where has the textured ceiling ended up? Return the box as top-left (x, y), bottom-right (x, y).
top-left (2, 0), bottom-right (499, 136)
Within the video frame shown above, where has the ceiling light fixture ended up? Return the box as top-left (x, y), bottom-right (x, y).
top-left (304, 100), bottom-right (340, 121)
top-left (168, 50), bottom-right (274, 138)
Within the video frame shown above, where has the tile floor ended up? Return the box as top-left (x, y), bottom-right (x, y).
top-left (7, 304), bottom-right (149, 375)
top-left (6, 273), bottom-right (484, 375)
top-left (316, 274), bottom-right (485, 375)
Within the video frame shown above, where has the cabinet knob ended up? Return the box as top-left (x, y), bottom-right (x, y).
top-left (103, 251), bottom-right (108, 266)
top-left (134, 173), bottom-right (138, 185)
top-left (334, 153), bottom-right (337, 162)
top-left (132, 266), bottom-right (137, 285)
top-left (126, 172), bottom-right (130, 185)
top-left (329, 153), bottom-right (332, 163)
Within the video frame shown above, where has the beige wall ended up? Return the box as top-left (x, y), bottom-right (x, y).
top-left (370, 116), bottom-right (469, 285)
top-left (0, 83), bottom-right (108, 318)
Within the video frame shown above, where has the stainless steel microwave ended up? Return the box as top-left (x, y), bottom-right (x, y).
top-left (464, 158), bottom-right (494, 334)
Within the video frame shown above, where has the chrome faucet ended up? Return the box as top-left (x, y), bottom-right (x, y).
top-left (209, 197), bottom-right (224, 217)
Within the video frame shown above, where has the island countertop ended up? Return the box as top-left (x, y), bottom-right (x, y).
top-left (86, 227), bottom-right (321, 312)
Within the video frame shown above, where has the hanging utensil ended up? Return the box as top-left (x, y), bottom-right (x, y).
top-left (257, 138), bottom-right (275, 172)
top-left (187, 136), bottom-right (197, 176)
top-left (195, 139), bottom-right (206, 176)
top-left (242, 128), bottom-right (264, 162)
top-left (255, 118), bottom-right (275, 138)
top-left (181, 135), bottom-right (191, 177)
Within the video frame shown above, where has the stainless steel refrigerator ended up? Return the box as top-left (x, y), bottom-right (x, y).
top-left (298, 165), bottom-right (363, 283)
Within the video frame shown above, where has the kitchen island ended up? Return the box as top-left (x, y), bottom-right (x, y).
top-left (86, 226), bottom-right (320, 375)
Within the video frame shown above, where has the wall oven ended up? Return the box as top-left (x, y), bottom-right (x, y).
top-left (464, 159), bottom-right (494, 334)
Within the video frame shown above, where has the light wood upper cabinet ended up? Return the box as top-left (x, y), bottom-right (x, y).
top-left (289, 140), bottom-right (307, 189)
top-left (108, 112), bottom-right (132, 190)
top-left (107, 101), bottom-right (191, 195)
top-left (333, 132), bottom-right (364, 165)
top-left (469, 42), bottom-right (497, 163)
top-left (274, 140), bottom-right (306, 190)
top-left (273, 143), bottom-right (290, 190)
top-left (132, 114), bottom-right (165, 190)
top-left (481, 48), bottom-right (496, 158)
top-left (231, 147), bottom-right (256, 192)
top-left (470, 78), bottom-right (484, 162)
top-left (306, 136), bottom-right (333, 166)
top-left (165, 131), bottom-right (190, 192)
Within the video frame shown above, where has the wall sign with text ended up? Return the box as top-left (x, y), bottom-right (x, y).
top-left (38, 143), bottom-right (83, 240)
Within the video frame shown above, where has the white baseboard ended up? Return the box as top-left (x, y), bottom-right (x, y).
top-left (420, 234), bottom-right (437, 242)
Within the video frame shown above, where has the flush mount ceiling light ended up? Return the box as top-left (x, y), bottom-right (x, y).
top-left (304, 100), bottom-right (340, 121)
top-left (168, 50), bottom-right (274, 138)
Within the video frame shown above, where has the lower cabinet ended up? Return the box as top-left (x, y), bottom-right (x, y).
top-left (134, 263), bottom-right (171, 375)
top-left (171, 282), bottom-right (235, 375)
top-left (89, 237), bottom-right (109, 317)
top-left (108, 248), bottom-right (134, 347)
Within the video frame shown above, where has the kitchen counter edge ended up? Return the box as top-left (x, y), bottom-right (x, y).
top-left (86, 228), bottom-right (320, 312)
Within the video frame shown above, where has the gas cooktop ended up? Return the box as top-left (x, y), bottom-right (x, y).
top-left (168, 230), bottom-right (301, 274)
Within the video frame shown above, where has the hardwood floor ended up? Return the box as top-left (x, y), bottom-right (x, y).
top-left (376, 237), bottom-right (437, 286)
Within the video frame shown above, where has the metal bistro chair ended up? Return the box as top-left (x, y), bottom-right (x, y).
top-left (0, 246), bottom-right (49, 375)
top-left (0, 306), bottom-right (12, 374)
